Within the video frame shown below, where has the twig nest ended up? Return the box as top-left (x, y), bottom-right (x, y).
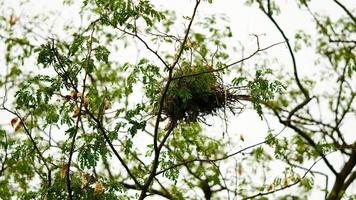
top-left (159, 64), bottom-right (242, 123)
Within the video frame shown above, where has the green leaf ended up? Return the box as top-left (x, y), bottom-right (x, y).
top-left (70, 35), bottom-right (88, 56)
top-left (95, 45), bottom-right (110, 63)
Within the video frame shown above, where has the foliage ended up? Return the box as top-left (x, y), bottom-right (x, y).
top-left (0, 0), bottom-right (355, 200)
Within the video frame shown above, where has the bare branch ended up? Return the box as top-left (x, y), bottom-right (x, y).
top-left (156, 126), bottom-right (286, 176)
top-left (172, 41), bottom-right (285, 81)
top-left (243, 157), bottom-right (323, 200)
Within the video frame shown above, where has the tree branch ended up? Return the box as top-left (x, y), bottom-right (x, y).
top-left (66, 28), bottom-right (94, 200)
top-left (261, 1), bottom-right (309, 98)
top-left (156, 126), bottom-right (286, 176)
top-left (243, 157), bottom-right (323, 200)
top-left (171, 41), bottom-right (285, 81)
top-left (327, 150), bottom-right (356, 200)
top-left (272, 108), bottom-right (339, 176)
top-left (333, 0), bottom-right (356, 23)
top-left (137, 1), bottom-right (201, 199)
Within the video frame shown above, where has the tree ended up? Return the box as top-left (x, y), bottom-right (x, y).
top-left (0, 0), bottom-right (355, 199)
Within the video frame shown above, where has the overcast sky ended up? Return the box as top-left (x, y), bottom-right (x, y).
top-left (1, 0), bottom-right (355, 199)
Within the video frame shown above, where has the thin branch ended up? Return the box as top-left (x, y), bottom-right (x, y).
top-left (172, 41), bottom-right (285, 81)
top-left (49, 34), bottom-right (142, 189)
top-left (137, 1), bottom-right (201, 199)
top-left (262, 1), bottom-right (309, 98)
top-left (333, 61), bottom-right (350, 146)
top-left (115, 28), bottom-right (169, 69)
top-left (0, 130), bottom-right (8, 177)
top-left (66, 28), bottom-right (95, 200)
top-left (156, 126), bottom-right (286, 176)
top-left (286, 96), bottom-right (313, 122)
top-left (342, 170), bottom-right (356, 193)
top-left (242, 157), bottom-right (323, 200)
top-left (282, 155), bottom-right (329, 199)
top-left (333, 0), bottom-right (356, 23)
top-left (2, 108), bottom-right (52, 188)
top-left (271, 108), bottom-right (339, 176)
top-left (86, 110), bottom-right (143, 187)
top-left (120, 182), bottom-right (172, 199)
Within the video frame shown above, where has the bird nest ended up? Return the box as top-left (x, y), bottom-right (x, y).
top-left (159, 65), bottom-right (243, 123)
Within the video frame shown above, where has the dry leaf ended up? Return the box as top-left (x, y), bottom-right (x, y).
top-left (72, 106), bottom-right (80, 118)
top-left (80, 173), bottom-right (89, 188)
top-left (10, 117), bottom-right (19, 127)
top-left (9, 14), bottom-right (20, 26)
top-left (70, 91), bottom-right (81, 99)
top-left (207, 64), bottom-right (214, 71)
top-left (284, 175), bottom-right (289, 186)
top-left (94, 181), bottom-right (104, 193)
top-left (186, 38), bottom-right (193, 48)
top-left (83, 96), bottom-right (89, 108)
top-left (240, 133), bottom-right (245, 142)
top-left (103, 101), bottom-right (111, 110)
top-left (60, 164), bottom-right (69, 178)
top-left (237, 164), bottom-right (242, 176)
top-left (64, 95), bottom-right (72, 100)
top-left (70, 91), bottom-right (76, 99)
top-left (14, 122), bottom-right (22, 132)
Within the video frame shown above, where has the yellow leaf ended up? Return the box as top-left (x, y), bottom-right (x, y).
top-left (70, 91), bottom-right (76, 99)
top-left (13, 119), bottom-right (23, 132)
